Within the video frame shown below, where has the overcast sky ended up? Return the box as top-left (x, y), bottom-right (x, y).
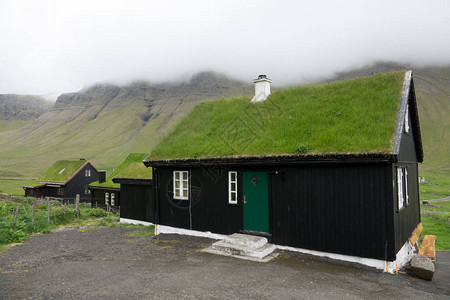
top-left (0, 0), bottom-right (449, 99)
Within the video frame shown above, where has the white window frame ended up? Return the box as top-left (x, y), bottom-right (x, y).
top-left (85, 169), bottom-right (91, 177)
top-left (105, 192), bottom-right (110, 205)
top-left (404, 104), bottom-right (410, 134)
top-left (228, 171), bottom-right (238, 204)
top-left (111, 193), bottom-right (115, 206)
top-left (173, 171), bottom-right (189, 200)
top-left (397, 167), bottom-right (409, 210)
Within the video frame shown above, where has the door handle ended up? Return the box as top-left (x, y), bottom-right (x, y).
top-left (244, 196), bottom-right (247, 204)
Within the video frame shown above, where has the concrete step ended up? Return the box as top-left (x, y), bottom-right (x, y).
top-left (223, 233), bottom-right (268, 249)
top-left (204, 233), bottom-right (278, 262)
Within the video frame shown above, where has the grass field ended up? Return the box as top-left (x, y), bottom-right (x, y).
top-left (421, 215), bottom-right (450, 251)
top-left (0, 199), bottom-right (153, 253)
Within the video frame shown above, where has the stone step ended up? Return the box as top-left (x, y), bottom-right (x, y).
top-left (209, 234), bottom-right (277, 260)
top-left (223, 233), bottom-right (268, 249)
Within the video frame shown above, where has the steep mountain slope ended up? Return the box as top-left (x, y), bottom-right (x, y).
top-left (0, 72), bottom-right (252, 178)
top-left (0, 95), bottom-right (51, 134)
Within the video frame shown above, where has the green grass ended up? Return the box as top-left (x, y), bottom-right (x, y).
top-left (0, 199), bottom-right (151, 253)
top-left (419, 169), bottom-right (450, 200)
top-left (89, 153), bottom-right (149, 188)
top-left (421, 201), bottom-right (450, 213)
top-left (0, 179), bottom-right (40, 195)
top-left (149, 72), bottom-right (405, 160)
top-left (421, 215), bottom-right (450, 251)
top-left (39, 160), bottom-right (86, 183)
top-left (126, 225), bottom-right (155, 237)
top-left (114, 162), bottom-right (152, 180)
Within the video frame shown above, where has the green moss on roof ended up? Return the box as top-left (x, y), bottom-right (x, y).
top-left (89, 153), bottom-right (149, 187)
top-left (149, 71), bottom-right (405, 160)
top-left (114, 162), bottom-right (152, 180)
top-left (39, 160), bottom-right (87, 183)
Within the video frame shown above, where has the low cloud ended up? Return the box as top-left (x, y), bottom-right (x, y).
top-left (0, 0), bottom-right (449, 98)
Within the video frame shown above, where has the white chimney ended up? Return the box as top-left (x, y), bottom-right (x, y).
top-left (251, 75), bottom-right (272, 103)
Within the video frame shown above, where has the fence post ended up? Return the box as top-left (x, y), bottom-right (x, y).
top-left (47, 198), bottom-right (50, 223)
top-left (32, 203), bottom-right (35, 227)
top-left (13, 206), bottom-right (19, 231)
top-left (64, 201), bottom-right (66, 216)
top-left (76, 194), bottom-right (80, 218)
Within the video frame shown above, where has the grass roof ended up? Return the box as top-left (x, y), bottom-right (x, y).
top-left (39, 160), bottom-right (86, 183)
top-left (114, 162), bottom-right (152, 180)
top-left (148, 71), bottom-right (406, 160)
top-left (89, 153), bottom-right (148, 188)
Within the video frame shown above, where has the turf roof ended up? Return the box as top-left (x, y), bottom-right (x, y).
top-left (39, 160), bottom-right (87, 183)
top-left (89, 153), bottom-right (148, 188)
top-left (114, 162), bottom-right (153, 180)
top-left (148, 71), bottom-right (406, 161)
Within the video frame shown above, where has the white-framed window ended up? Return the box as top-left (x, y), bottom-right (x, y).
top-left (85, 187), bottom-right (91, 194)
top-left (228, 171), bottom-right (238, 204)
top-left (404, 104), bottom-right (410, 133)
top-left (111, 193), bottom-right (115, 206)
top-left (397, 167), bottom-right (409, 210)
top-left (105, 192), bottom-right (110, 205)
top-left (173, 171), bottom-right (189, 200)
top-left (85, 169), bottom-right (91, 177)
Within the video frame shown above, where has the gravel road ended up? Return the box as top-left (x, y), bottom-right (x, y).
top-left (0, 227), bottom-right (449, 299)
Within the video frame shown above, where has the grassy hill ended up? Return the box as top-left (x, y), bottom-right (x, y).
top-left (0, 72), bottom-right (252, 179)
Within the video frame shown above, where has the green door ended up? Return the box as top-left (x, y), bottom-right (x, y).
top-left (243, 171), bottom-right (269, 233)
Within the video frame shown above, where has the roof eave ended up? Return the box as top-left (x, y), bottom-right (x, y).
top-left (145, 153), bottom-right (396, 167)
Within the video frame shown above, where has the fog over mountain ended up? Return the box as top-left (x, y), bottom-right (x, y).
top-left (0, 0), bottom-right (449, 98)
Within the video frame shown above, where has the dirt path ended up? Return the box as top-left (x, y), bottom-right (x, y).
top-left (0, 227), bottom-right (449, 299)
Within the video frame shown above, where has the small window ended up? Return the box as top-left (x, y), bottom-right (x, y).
top-left (173, 171), bottom-right (189, 200)
top-left (111, 193), bottom-right (115, 206)
top-left (397, 167), bottom-right (409, 210)
top-left (404, 105), bottom-right (410, 133)
top-left (228, 171), bottom-right (238, 204)
top-left (57, 187), bottom-right (64, 196)
top-left (85, 187), bottom-right (91, 194)
top-left (105, 192), bottom-right (109, 205)
top-left (85, 169), bottom-right (91, 177)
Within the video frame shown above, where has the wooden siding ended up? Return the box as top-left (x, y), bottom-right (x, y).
top-left (155, 162), bottom-right (396, 260)
top-left (64, 164), bottom-right (98, 202)
top-left (155, 166), bottom-right (243, 234)
top-left (91, 189), bottom-right (120, 210)
top-left (270, 163), bottom-right (395, 261)
top-left (120, 183), bottom-right (154, 222)
top-left (392, 162), bottom-right (421, 253)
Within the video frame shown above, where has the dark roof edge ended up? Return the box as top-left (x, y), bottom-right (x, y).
top-left (144, 153), bottom-right (396, 167)
top-left (87, 185), bottom-right (120, 191)
top-left (112, 178), bottom-right (153, 185)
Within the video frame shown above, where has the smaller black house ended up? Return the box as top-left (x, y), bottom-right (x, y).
top-left (23, 159), bottom-right (99, 203)
top-left (112, 162), bottom-right (153, 225)
top-left (88, 171), bottom-right (120, 210)
top-left (144, 71), bottom-right (424, 272)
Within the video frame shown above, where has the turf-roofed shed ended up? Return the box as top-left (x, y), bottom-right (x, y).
top-left (113, 162), bottom-right (154, 225)
top-left (23, 159), bottom-right (99, 203)
top-left (88, 153), bottom-right (149, 212)
top-left (144, 71), bottom-right (423, 272)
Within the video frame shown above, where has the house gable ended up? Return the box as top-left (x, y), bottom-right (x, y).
top-left (392, 71), bottom-right (424, 163)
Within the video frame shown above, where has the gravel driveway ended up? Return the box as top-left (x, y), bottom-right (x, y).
top-left (0, 227), bottom-right (449, 299)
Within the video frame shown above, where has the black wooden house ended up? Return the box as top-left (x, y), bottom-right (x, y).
top-left (144, 71), bottom-right (423, 271)
top-left (23, 159), bottom-right (99, 202)
top-left (88, 171), bottom-right (120, 210)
